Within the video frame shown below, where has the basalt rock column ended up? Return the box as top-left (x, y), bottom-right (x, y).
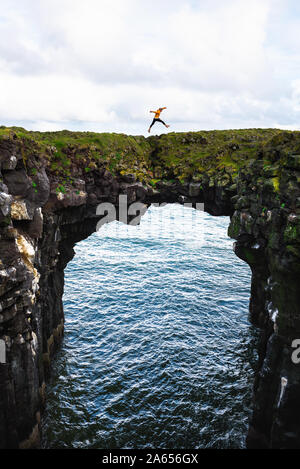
top-left (228, 156), bottom-right (300, 448)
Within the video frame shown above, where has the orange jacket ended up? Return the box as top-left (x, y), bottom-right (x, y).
top-left (151, 107), bottom-right (166, 118)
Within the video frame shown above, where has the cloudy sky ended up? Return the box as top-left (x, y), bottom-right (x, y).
top-left (0, 0), bottom-right (299, 135)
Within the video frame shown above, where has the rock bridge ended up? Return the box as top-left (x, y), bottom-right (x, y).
top-left (0, 127), bottom-right (299, 448)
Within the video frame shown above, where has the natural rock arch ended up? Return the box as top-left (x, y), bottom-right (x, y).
top-left (0, 128), bottom-right (299, 448)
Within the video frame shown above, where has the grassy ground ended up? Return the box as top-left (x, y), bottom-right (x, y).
top-left (1, 126), bottom-right (299, 187)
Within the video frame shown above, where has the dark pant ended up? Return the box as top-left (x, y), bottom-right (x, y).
top-left (149, 118), bottom-right (166, 129)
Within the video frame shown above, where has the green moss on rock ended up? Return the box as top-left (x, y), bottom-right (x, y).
top-left (228, 213), bottom-right (241, 239)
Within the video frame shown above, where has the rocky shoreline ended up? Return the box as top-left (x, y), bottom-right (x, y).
top-left (0, 128), bottom-right (299, 448)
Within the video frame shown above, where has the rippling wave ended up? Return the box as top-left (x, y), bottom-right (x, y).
top-left (42, 204), bottom-right (258, 449)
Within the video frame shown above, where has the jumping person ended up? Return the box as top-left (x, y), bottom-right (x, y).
top-left (148, 107), bottom-right (170, 133)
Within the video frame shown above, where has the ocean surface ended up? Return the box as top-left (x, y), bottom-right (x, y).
top-left (42, 204), bottom-right (258, 449)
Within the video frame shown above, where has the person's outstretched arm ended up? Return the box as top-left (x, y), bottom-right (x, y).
top-left (150, 110), bottom-right (156, 113)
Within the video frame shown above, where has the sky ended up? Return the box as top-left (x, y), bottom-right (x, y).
top-left (0, 0), bottom-right (300, 135)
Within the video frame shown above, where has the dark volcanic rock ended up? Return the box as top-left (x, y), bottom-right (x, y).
top-left (3, 169), bottom-right (32, 197)
top-left (228, 159), bottom-right (300, 448)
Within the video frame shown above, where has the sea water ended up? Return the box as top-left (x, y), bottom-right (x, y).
top-left (42, 204), bottom-right (258, 449)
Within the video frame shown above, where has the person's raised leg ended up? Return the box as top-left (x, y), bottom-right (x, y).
top-left (157, 118), bottom-right (170, 129)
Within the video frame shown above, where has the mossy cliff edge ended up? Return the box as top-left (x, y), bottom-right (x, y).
top-left (0, 127), bottom-right (299, 448)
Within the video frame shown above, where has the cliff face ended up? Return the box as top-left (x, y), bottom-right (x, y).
top-left (0, 127), bottom-right (299, 448)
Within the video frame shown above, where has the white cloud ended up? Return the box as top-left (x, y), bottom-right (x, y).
top-left (0, 0), bottom-right (299, 134)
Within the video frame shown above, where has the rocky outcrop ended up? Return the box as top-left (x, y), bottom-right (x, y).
top-left (0, 128), bottom-right (299, 449)
top-left (228, 153), bottom-right (300, 448)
